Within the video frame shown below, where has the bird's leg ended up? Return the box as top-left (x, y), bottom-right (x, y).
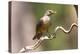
top-left (47, 33), bottom-right (56, 39)
top-left (46, 27), bottom-right (52, 38)
top-left (46, 29), bottom-right (56, 39)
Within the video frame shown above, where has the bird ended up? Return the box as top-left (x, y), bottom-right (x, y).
top-left (33, 10), bottom-right (56, 40)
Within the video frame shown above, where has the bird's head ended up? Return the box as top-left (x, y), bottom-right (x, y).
top-left (44, 10), bottom-right (56, 16)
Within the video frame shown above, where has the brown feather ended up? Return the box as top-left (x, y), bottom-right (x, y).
top-left (33, 20), bottom-right (51, 40)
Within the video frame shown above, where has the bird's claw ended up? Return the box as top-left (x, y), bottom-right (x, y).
top-left (47, 33), bottom-right (56, 39)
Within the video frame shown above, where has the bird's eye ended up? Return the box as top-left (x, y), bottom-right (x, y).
top-left (49, 11), bottom-right (53, 13)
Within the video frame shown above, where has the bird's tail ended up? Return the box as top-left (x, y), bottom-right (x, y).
top-left (33, 35), bottom-right (37, 40)
top-left (33, 33), bottom-right (42, 40)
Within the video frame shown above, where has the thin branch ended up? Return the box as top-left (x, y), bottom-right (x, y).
top-left (19, 23), bottom-right (78, 53)
top-left (19, 35), bottom-right (56, 53)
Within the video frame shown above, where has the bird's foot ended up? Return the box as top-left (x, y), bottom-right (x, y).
top-left (48, 33), bottom-right (56, 39)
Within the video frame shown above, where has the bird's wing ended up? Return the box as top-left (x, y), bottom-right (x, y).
top-left (36, 20), bottom-right (43, 32)
top-left (33, 20), bottom-right (43, 40)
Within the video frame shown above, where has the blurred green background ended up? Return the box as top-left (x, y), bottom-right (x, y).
top-left (31, 3), bottom-right (78, 51)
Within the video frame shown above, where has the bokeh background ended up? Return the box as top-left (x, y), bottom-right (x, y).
top-left (9, 1), bottom-right (78, 53)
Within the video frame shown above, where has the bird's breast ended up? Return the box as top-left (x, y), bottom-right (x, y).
top-left (40, 16), bottom-right (50, 24)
